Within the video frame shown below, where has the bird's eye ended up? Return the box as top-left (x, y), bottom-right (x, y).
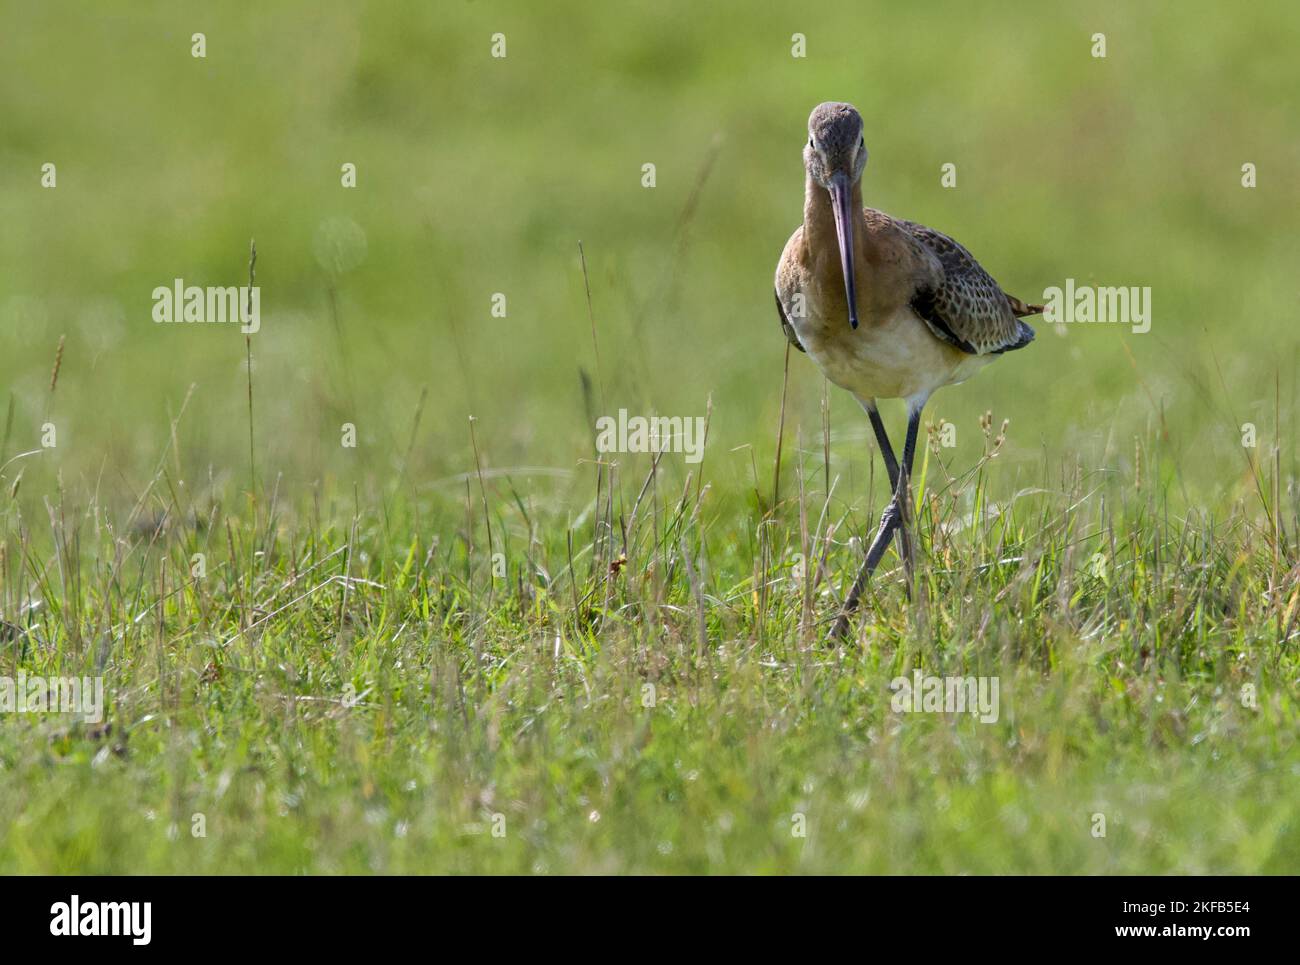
top-left (808, 138), bottom-right (814, 148)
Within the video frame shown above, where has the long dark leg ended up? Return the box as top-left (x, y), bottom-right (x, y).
top-left (831, 404), bottom-right (924, 641)
top-left (894, 407), bottom-right (922, 580)
top-left (865, 403), bottom-right (900, 491)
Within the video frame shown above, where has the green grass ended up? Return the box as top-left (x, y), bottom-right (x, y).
top-left (0, 0), bottom-right (1297, 873)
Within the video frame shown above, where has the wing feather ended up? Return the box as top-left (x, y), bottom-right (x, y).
top-left (898, 219), bottom-right (1038, 356)
top-left (775, 289), bottom-right (805, 353)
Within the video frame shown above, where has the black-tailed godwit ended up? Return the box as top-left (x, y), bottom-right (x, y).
top-left (774, 101), bottom-right (1043, 640)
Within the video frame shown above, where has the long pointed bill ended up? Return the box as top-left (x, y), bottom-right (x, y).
top-left (829, 172), bottom-right (859, 331)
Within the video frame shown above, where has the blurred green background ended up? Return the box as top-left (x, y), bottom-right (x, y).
top-left (1, 0), bottom-right (1298, 878)
top-left (1, 0), bottom-right (1297, 512)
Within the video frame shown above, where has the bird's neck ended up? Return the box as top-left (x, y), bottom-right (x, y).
top-left (803, 175), bottom-right (869, 259)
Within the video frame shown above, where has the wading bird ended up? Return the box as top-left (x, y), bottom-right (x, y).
top-left (775, 102), bottom-right (1042, 640)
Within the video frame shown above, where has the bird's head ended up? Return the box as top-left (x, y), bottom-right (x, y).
top-left (804, 102), bottom-right (867, 189)
top-left (804, 102), bottom-right (867, 330)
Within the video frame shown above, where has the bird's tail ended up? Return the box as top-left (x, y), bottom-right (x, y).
top-left (1006, 293), bottom-right (1045, 317)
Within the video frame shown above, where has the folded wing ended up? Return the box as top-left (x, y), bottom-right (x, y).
top-left (899, 218), bottom-right (1040, 356)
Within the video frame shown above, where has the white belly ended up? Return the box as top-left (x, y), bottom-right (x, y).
top-left (792, 304), bottom-right (990, 402)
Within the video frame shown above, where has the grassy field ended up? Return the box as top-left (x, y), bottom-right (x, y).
top-left (0, 0), bottom-right (1297, 873)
